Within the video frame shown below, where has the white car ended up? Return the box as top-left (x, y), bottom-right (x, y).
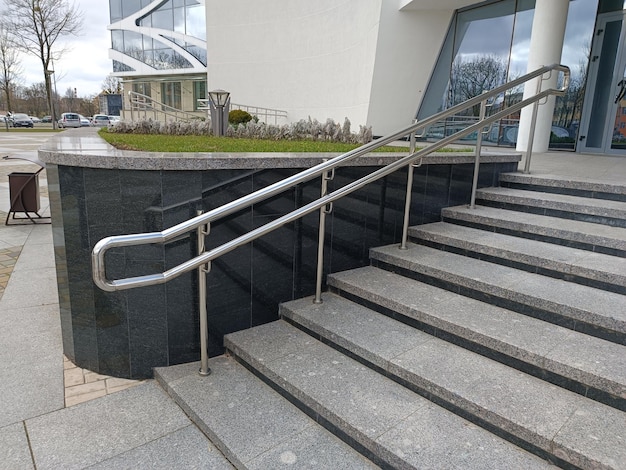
top-left (29, 116), bottom-right (41, 123)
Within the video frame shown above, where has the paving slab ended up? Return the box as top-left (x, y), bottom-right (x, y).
top-left (26, 381), bottom-right (191, 470)
top-left (226, 320), bottom-right (555, 469)
top-left (155, 357), bottom-right (377, 469)
top-left (87, 425), bottom-right (235, 470)
top-left (0, 303), bottom-right (63, 427)
top-left (0, 422), bottom-right (34, 470)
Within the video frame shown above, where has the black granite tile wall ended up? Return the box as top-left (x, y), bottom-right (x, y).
top-left (54, 161), bottom-right (517, 379)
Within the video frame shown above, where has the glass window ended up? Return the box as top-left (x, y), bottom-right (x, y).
top-left (174, 7), bottom-right (185, 34)
top-left (122, 0), bottom-right (142, 18)
top-left (110, 0), bottom-right (122, 22)
top-left (132, 82), bottom-right (151, 97)
top-left (111, 30), bottom-right (124, 52)
top-left (152, 10), bottom-right (174, 30)
top-left (161, 82), bottom-right (182, 109)
top-left (419, 0), bottom-right (598, 149)
top-left (186, 4), bottom-right (206, 39)
top-left (193, 80), bottom-right (206, 110)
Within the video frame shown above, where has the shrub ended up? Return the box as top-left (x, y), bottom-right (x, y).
top-left (107, 117), bottom-right (373, 144)
top-left (229, 109), bottom-right (253, 125)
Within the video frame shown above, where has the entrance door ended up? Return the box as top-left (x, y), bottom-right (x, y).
top-left (579, 11), bottom-right (626, 155)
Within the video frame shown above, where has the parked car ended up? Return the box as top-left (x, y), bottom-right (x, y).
top-left (78, 114), bottom-right (91, 127)
top-left (11, 113), bottom-right (34, 128)
top-left (91, 114), bottom-right (112, 126)
top-left (58, 112), bottom-right (81, 128)
top-left (29, 116), bottom-right (41, 123)
top-left (41, 115), bottom-right (52, 123)
top-left (108, 115), bottom-right (120, 123)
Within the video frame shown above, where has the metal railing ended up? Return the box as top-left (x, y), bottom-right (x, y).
top-left (93, 64), bottom-right (570, 376)
top-left (127, 91), bottom-right (204, 122)
top-left (196, 99), bottom-right (288, 125)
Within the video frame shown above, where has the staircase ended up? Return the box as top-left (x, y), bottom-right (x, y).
top-left (155, 172), bottom-right (626, 469)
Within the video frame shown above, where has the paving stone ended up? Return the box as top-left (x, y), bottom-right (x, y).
top-left (87, 425), bottom-right (235, 470)
top-left (0, 422), bottom-right (34, 470)
top-left (26, 381), bottom-right (191, 470)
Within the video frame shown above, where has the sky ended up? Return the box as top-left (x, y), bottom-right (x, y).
top-left (13, 0), bottom-right (113, 98)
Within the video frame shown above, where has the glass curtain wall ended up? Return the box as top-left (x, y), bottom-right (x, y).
top-left (418, 0), bottom-right (598, 150)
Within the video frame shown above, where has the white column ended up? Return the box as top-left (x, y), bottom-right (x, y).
top-left (516, 0), bottom-right (569, 153)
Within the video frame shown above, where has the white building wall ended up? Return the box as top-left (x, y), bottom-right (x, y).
top-left (366, 3), bottom-right (454, 135)
top-left (204, 0), bottom-right (383, 130)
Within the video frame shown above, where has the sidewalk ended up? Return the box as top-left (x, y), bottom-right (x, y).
top-left (0, 133), bottom-right (229, 469)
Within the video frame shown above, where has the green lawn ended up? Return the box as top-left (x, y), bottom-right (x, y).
top-left (98, 130), bottom-right (413, 153)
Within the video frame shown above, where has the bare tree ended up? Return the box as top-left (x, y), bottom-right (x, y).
top-left (0, 23), bottom-right (22, 113)
top-left (101, 75), bottom-right (122, 94)
top-left (449, 55), bottom-right (508, 116)
top-left (2, 0), bottom-right (82, 127)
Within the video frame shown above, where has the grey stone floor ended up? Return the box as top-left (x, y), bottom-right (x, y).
top-left (0, 130), bottom-right (624, 468)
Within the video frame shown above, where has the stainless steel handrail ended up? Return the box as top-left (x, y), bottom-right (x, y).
top-left (93, 64), bottom-right (569, 375)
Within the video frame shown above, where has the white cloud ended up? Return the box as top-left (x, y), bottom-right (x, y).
top-left (9, 0), bottom-right (112, 97)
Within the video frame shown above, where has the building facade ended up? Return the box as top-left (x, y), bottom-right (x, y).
top-left (109, 0), bottom-right (626, 157)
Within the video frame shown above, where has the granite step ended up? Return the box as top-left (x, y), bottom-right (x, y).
top-left (279, 293), bottom-right (626, 470)
top-left (441, 204), bottom-right (626, 257)
top-left (324, 267), bottom-right (626, 408)
top-left (154, 356), bottom-right (378, 469)
top-left (408, 221), bottom-right (626, 294)
top-left (475, 187), bottom-right (626, 227)
top-left (369, 243), bottom-right (626, 345)
top-left (224, 320), bottom-right (556, 470)
top-left (499, 172), bottom-right (626, 202)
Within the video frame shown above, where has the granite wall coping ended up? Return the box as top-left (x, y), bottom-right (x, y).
top-left (38, 128), bottom-right (522, 171)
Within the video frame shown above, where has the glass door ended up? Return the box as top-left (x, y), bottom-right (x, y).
top-left (579, 11), bottom-right (626, 155)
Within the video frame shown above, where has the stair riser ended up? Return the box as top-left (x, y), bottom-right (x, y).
top-left (441, 216), bottom-right (626, 257)
top-left (409, 237), bottom-right (626, 295)
top-left (369, 258), bottom-right (626, 346)
top-left (476, 199), bottom-right (626, 228)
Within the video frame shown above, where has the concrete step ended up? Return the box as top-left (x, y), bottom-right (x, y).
top-left (154, 356), bottom-right (378, 469)
top-left (409, 221), bottom-right (626, 294)
top-left (441, 204), bottom-right (626, 257)
top-left (499, 172), bottom-right (626, 202)
top-left (279, 293), bottom-right (626, 470)
top-left (325, 267), bottom-right (626, 408)
top-left (475, 187), bottom-right (626, 227)
top-left (369, 243), bottom-right (626, 345)
top-left (224, 320), bottom-right (555, 470)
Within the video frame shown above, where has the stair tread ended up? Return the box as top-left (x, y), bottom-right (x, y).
top-left (369, 243), bottom-right (626, 334)
top-left (442, 204), bottom-right (626, 250)
top-left (225, 321), bottom-right (555, 470)
top-left (410, 222), bottom-right (626, 287)
top-left (476, 187), bottom-right (626, 216)
top-left (155, 357), bottom-right (377, 469)
top-left (325, 267), bottom-right (626, 399)
top-left (499, 172), bottom-right (626, 196)
top-left (279, 293), bottom-right (626, 469)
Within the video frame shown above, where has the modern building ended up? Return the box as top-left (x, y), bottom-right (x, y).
top-left (108, 0), bottom-right (208, 118)
top-left (109, 0), bottom-right (626, 154)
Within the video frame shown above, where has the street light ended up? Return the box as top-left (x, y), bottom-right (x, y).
top-left (208, 89), bottom-right (230, 136)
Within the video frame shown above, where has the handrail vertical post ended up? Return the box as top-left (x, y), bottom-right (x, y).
top-left (197, 210), bottom-right (211, 376)
top-left (470, 99), bottom-right (488, 209)
top-left (400, 121), bottom-right (418, 249)
top-left (314, 165), bottom-right (333, 304)
top-left (523, 76), bottom-right (543, 174)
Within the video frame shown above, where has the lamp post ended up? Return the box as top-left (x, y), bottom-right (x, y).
top-left (208, 89), bottom-right (230, 136)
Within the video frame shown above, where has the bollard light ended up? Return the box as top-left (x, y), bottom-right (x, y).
top-left (208, 89), bottom-right (230, 136)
